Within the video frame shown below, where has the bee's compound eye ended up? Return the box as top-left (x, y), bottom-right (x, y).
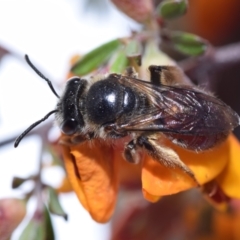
top-left (61, 118), bottom-right (78, 135)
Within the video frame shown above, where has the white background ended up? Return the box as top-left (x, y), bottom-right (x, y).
top-left (0, 1), bottom-right (140, 239)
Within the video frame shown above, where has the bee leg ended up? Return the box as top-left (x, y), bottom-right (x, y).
top-left (71, 135), bottom-right (88, 144)
top-left (60, 133), bottom-right (94, 145)
top-left (137, 135), bottom-right (199, 184)
top-left (124, 66), bottom-right (138, 78)
top-left (148, 65), bottom-right (166, 85)
top-left (149, 65), bottom-right (189, 85)
top-left (123, 139), bottom-right (142, 164)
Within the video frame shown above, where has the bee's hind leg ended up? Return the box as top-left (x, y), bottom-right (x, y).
top-left (124, 134), bottom-right (198, 185)
top-left (148, 65), bottom-right (166, 85)
top-left (148, 65), bottom-right (185, 85)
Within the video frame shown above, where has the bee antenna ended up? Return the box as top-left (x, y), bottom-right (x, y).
top-left (14, 110), bottom-right (58, 148)
top-left (25, 54), bottom-right (60, 98)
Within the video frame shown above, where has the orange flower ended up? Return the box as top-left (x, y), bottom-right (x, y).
top-left (61, 140), bottom-right (119, 223)
top-left (60, 133), bottom-right (240, 223)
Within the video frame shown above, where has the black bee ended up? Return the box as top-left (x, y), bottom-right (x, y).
top-left (15, 55), bottom-right (240, 181)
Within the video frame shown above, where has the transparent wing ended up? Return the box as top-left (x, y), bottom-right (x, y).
top-left (115, 75), bottom-right (240, 135)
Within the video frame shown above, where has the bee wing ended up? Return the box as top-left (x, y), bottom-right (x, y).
top-left (117, 76), bottom-right (240, 135)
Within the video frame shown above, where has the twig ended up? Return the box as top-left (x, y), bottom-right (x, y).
top-left (0, 121), bottom-right (53, 148)
top-left (178, 42), bottom-right (240, 87)
top-left (213, 42), bottom-right (240, 68)
top-left (34, 140), bottom-right (44, 218)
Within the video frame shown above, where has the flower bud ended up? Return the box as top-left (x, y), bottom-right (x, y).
top-left (0, 198), bottom-right (26, 240)
top-left (111, 0), bottom-right (153, 23)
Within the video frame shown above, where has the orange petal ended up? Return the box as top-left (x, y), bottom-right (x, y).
top-left (142, 189), bottom-right (161, 202)
top-left (216, 134), bottom-right (240, 198)
top-left (66, 55), bottom-right (81, 79)
top-left (142, 137), bottom-right (230, 197)
top-left (56, 176), bottom-right (73, 193)
top-left (212, 210), bottom-right (239, 240)
top-left (61, 140), bottom-right (119, 223)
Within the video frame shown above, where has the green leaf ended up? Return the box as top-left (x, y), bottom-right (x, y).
top-left (12, 176), bottom-right (28, 189)
top-left (170, 31), bottom-right (208, 56)
top-left (47, 187), bottom-right (68, 221)
top-left (19, 214), bottom-right (45, 240)
top-left (110, 49), bottom-right (128, 74)
top-left (141, 40), bottom-right (175, 69)
top-left (125, 40), bottom-right (142, 57)
top-left (44, 207), bottom-right (55, 240)
top-left (127, 55), bottom-right (142, 68)
top-left (19, 206), bottom-right (55, 240)
top-left (12, 175), bottom-right (37, 190)
top-left (71, 39), bottom-right (122, 76)
top-left (125, 40), bottom-right (142, 68)
top-left (157, 0), bottom-right (188, 20)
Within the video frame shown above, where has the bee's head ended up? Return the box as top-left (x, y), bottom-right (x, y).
top-left (14, 55), bottom-right (86, 148)
top-left (55, 77), bottom-right (87, 136)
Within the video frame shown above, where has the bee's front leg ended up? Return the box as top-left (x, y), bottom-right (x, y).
top-left (60, 132), bottom-right (94, 145)
top-left (124, 66), bottom-right (138, 78)
top-left (124, 134), bottom-right (198, 184)
top-left (123, 139), bottom-right (142, 164)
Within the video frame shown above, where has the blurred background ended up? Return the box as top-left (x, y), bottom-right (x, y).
top-left (0, 0), bottom-right (240, 239)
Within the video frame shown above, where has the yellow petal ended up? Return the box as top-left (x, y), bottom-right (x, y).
top-left (142, 137), bottom-right (230, 197)
top-left (142, 155), bottom-right (197, 196)
top-left (216, 134), bottom-right (240, 198)
top-left (173, 138), bottom-right (229, 184)
top-left (61, 140), bottom-right (119, 223)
